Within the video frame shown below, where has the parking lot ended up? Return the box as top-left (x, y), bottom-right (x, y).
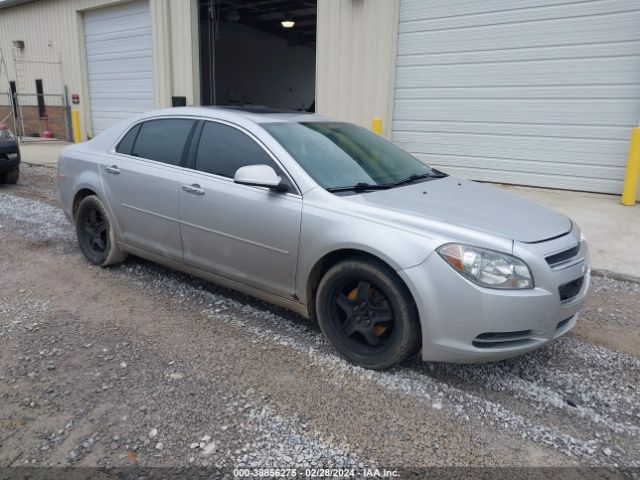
top-left (1, 165), bottom-right (639, 471)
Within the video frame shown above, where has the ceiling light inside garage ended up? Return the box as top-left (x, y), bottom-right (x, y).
top-left (281, 13), bottom-right (294, 28)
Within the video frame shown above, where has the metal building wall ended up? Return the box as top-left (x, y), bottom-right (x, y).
top-left (391, 0), bottom-right (640, 195)
top-left (0, 0), bottom-right (199, 140)
top-left (315, 0), bottom-right (399, 137)
top-left (169, 0), bottom-right (200, 107)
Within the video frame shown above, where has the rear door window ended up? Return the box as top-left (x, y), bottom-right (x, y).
top-left (131, 119), bottom-right (196, 166)
top-left (195, 121), bottom-right (280, 178)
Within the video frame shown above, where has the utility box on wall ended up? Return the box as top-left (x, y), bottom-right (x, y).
top-left (172, 96), bottom-right (187, 107)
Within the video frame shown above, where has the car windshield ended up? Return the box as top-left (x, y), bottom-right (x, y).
top-left (263, 122), bottom-right (439, 191)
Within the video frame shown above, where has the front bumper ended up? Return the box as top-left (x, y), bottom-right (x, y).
top-left (0, 141), bottom-right (21, 174)
top-left (399, 229), bottom-right (590, 363)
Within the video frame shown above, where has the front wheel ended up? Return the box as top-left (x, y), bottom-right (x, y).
top-left (3, 168), bottom-right (19, 184)
top-left (75, 195), bottom-right (127, 266)
top-left (315, 256), bottom-right (421, 370)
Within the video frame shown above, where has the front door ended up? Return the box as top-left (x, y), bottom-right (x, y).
top-left (179, 121), bottom-right (302, 299)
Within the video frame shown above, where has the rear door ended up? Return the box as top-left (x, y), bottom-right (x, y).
top-left (101, 117), bottom-right (197, 260)
top-left (179, 120), bottom-right (302, 299)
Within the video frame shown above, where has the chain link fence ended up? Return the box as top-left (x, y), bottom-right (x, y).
top-left (15, 92), bottom-right (70, 142)
top-left (1, 49), bottom-right (72, 142)
top-left (0, 92), bottom-right (18, 135)
top-left (0, 91), bottom-right (71, 142)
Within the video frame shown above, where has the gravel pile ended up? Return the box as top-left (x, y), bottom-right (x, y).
top-left (0, 191), bottom-right (75, 251)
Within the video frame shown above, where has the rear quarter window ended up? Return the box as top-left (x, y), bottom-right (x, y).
top-left (115, 124), bottom-right (141, 155)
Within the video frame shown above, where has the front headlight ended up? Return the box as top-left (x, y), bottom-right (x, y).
top-left (438, 244), bottom-right (534, 289)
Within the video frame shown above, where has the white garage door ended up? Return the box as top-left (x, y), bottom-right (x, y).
top-left (84, 0), bottom-right (154, 135)
top-left (392, 0), bottom-right (640, 194)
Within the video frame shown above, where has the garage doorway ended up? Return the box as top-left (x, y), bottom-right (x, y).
top-left (199, 0), bottom-right (316, 111)
top-left (83, 0), bottom-right (154, 136)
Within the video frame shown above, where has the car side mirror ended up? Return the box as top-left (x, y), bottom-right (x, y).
top-left (233, 164), bottom-right (288, 192)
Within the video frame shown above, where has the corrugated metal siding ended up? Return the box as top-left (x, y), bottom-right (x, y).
top-left (392, 0), bottom-right (640, 194)
top-left (169, 0), bottom-right (199, 106)
top-left (0, 0), bottom-right (198, 139)
top-left (0, 0), bottom-right (113, 94)
top-left (316, 0), bottom-right (399, 136)
top-left (83, 0), bottom-right (154, 134)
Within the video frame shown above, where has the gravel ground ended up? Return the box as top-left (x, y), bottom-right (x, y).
top-left (1, 167), bottom-right (639, 475)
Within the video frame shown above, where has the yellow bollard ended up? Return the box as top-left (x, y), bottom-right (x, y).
top-left (372, 117), bottom-right (382, 135)
top-left (72, 109), bottom-right (81, 144)
top-left (621, 127), bottom-right (640, 205)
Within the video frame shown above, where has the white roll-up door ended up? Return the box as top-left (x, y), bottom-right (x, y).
top-left (84, 0), bottom-right (154, 135)
top-left (392, 0), bottom-right (640, 194)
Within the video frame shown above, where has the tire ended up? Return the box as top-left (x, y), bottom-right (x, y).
top-left (4, 168), bottom-right (19, 184)
top-left (75, 195), bottom-right (127, 267)
top-left (315, 256), bottom-right (421, 370)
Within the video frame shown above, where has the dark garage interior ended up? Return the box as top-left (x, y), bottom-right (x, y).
top-left (199, 0), bottom-right (317, 111)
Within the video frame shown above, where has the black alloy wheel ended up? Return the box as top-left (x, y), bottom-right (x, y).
top-left (81, 206), bottom-right (108, 256)
top-left (75, 195), bottom-right (127, 267)
top-left (316, 256), bottom-right (421, 370)
top-left (333, 279), bottom-right (396, 350)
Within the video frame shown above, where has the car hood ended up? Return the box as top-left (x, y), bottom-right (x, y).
top-left (339, 176), bottom-right (572, 243)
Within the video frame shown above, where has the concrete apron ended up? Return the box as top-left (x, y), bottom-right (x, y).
top-left (499, 184), bottom-right (640, 281)
top-left (19, 141), bottom-right (69, 167)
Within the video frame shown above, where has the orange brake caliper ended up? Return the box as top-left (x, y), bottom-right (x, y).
top-left (348, 287), bottom-right (387, 337)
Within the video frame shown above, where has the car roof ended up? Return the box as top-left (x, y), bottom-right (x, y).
top-left (140, 106), bottom-right (341, 124)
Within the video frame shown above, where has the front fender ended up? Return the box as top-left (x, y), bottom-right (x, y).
top-left (295, 203), bottom-right (439, 305)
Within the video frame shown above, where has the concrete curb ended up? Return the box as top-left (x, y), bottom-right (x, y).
top-left (592, 269), bottom-right (640, 284)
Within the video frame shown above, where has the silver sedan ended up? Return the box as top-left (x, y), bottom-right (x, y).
top-left (58, 107), bottom-right (590, 369)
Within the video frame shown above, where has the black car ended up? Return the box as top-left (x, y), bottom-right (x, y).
top-left (0, 127), bottom-right (20, 184)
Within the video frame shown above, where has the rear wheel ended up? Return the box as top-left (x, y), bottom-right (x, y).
top-left (75, 195), bottom-right (127, 266)
top-left (316, 256), bottom-right (421, 370)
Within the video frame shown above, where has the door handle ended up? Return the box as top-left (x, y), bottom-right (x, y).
top-left (105, 165), bottom-right (120, 175)
top-left (181, 184), bottom-right (205, 195)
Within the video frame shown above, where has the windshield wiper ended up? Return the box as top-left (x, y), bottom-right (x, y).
top-left (326, 182), bottom-right (392, 193)
top-left (326, 171), bottom-right (447, 193)
top-left (390, 171), bottom-right (447, 188)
